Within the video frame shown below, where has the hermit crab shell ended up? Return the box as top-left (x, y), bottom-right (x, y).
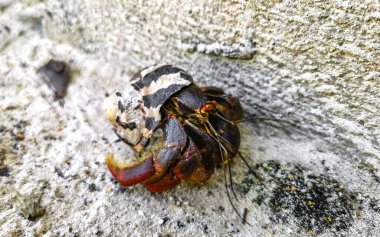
top-left (105, 64), bottom-right (194, 147)
top-left (130, 64), bottom-right (193, 140)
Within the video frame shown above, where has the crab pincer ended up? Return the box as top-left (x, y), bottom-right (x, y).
top-left (106, 118), bottom-right (211, 192)
top-left (105, 154), bottom-right (155, 187)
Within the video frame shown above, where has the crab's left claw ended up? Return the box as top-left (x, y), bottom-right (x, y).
top-left (106, 154), bottom-right (155, 186)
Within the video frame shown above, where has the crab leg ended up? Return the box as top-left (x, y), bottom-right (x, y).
top-left (106, 118), bottom-right (196, 192)
top-left (143, 118), bottom-right (189, 192)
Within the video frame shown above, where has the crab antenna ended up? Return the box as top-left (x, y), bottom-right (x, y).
top-left (194, 120), bottom-right (230, 156)
top-left (211, 128), bottom-right (263, 183)
top-left (224, 165), bottom-right (253, 226)
top-left (236, 116), bottom-right (294, 126)
top-left (185, 107), bottom-right (254, 224)
top-left (186, 119), bottom-right (240, 204)
top-left (220, 142), bottom-right (253, 226)
top-left (214, 110), bottom-right (236, 125)
top-left (227, 154), bottom-right (238, 200)
top-left (236, 150), bottom-right (263, 182)
top-left (204, 120), bottom-right (239, 201)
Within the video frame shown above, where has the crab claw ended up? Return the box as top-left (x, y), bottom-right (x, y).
top-left (106, 118), bottom-right (217, 192)
top-left (105, 154), bottom-right (155, 186)
top-left (145, 172), bottom-right (180, 192)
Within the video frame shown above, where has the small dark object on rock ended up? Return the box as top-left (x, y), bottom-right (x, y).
top-left (88, 183), bottom-right (97, 192)
top-left (15, 131), bottom-right (25, 141)
top-left (177, 221), bottom-right (185, 228)
top-left (0, 166), bottom-right (10, 177)
top-left (4, 25), bottom-right (11, 33)
top-left (161, 217), bottom-right (170, 225)
top-left (37, 59), bottom-right (70, 99)
top-left (0, 125), bottom-right (6, 133)
top-left (369, 199), bottom-right (380, 212)
top-left (54, 167), bottom-right (65, 178)
top-left (203, 224), bottom-right (209, 234)
top-left (242, 208), bottom-right (248, 224)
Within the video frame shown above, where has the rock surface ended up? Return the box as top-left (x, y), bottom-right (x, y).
top-left (0, 1), bottom-right (379, 236)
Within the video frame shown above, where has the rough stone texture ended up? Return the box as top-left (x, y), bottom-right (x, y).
top-left (0, 0), bottom-right (379, 236)
top-left (42, 0), bottom-right (380, 160)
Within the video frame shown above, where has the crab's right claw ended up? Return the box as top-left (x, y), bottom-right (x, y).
top-left (105, 154), bottom-right (155, 186)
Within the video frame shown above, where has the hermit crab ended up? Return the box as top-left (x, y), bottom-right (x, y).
top-left (104, 65), bottom-right (255, 218)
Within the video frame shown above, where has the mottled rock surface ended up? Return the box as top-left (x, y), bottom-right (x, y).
top-left (0, 0), bottom-right (379, 236)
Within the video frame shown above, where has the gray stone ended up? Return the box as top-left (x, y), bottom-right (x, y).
top-left (0, 0), bottom-right (379, 236)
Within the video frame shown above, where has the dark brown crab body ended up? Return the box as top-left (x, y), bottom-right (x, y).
top-left (105, 65), bottom-right (244, 192)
